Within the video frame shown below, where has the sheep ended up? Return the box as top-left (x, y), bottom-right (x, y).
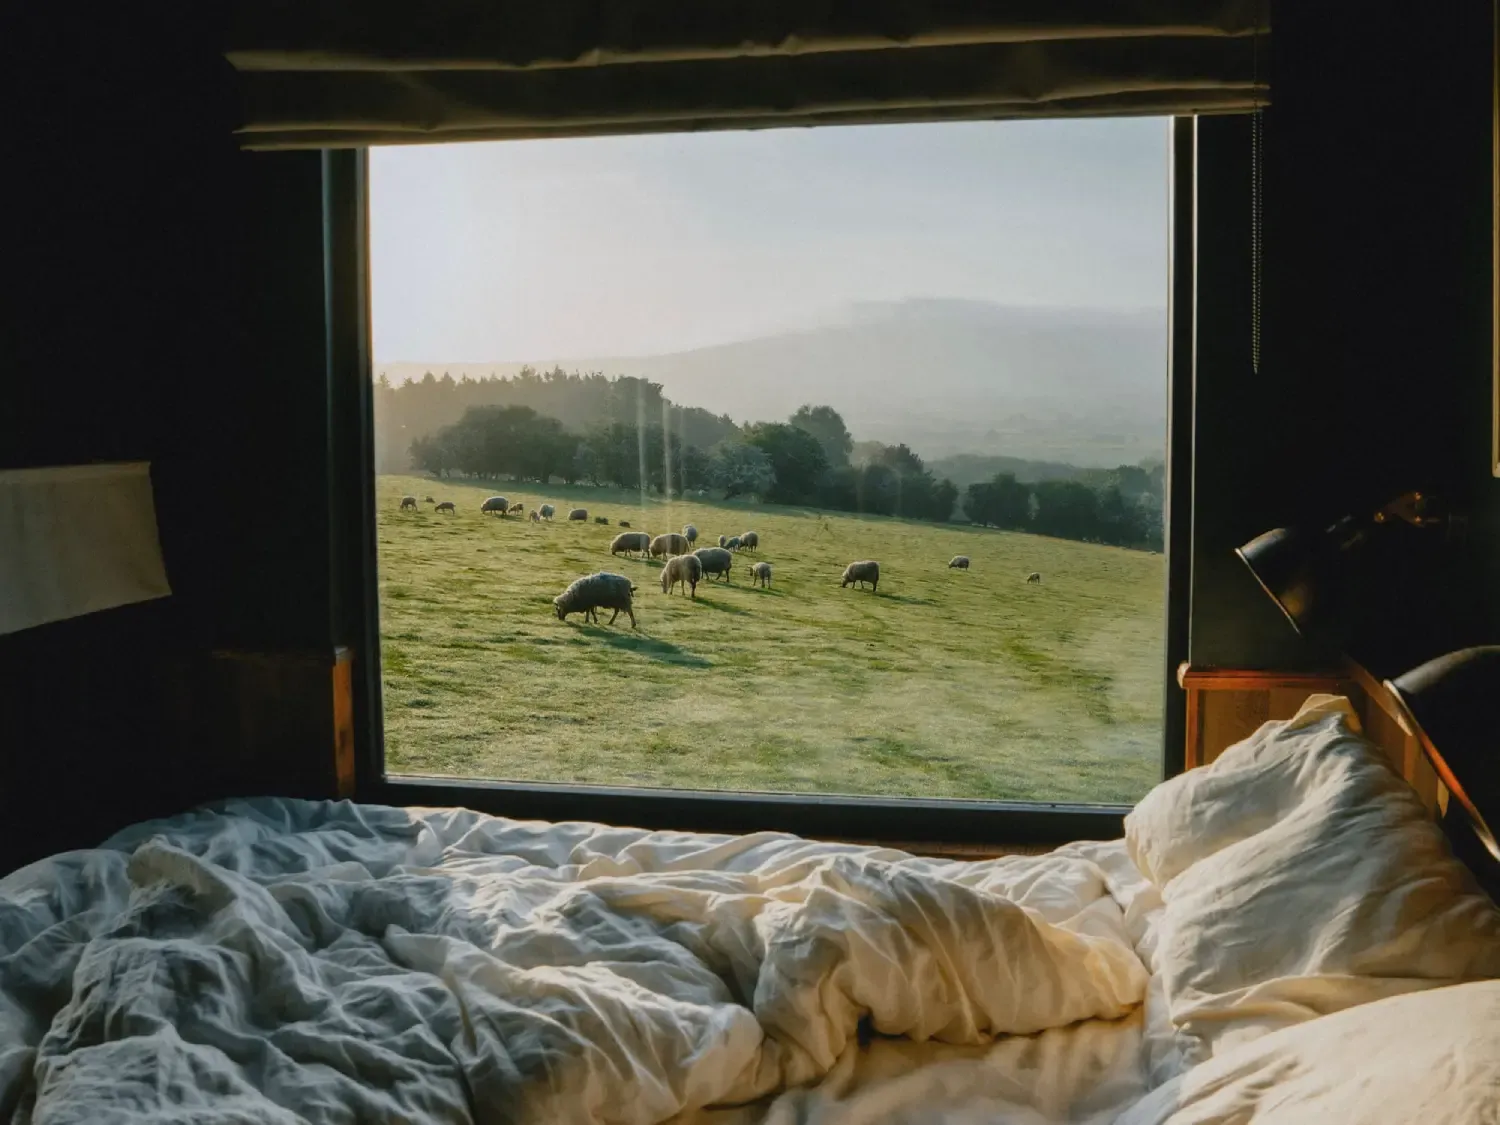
top-left (724, 536), bottom-right (743, 552)
top-left (539, 504), bottom-right (556, 520)
top-left (682, 524), bottom-right (698, 544)
top-left (399, 495), bottom-right (418, 511)
top-left (568, 508), bottom-right (588, 521)
top-left (553, 572), bottom-right (638, 628)
top-left (750, 561), bottom-right (772, 588)
top-left (949, 555), bottom-right (970, 569)
top-left (841, 560), bottom-right (880, 592)
top-left (619, 520), bottom-right (631, 528)
top-left (423, 496), bottom-right (435, 503)
top-left (650, 532), bottom-right (690, 558)
top-left (1026, 571), bottom-right (1042, 583)
top-left (435, 501), bottom-right (456, 514)
top-left (508, 502), bottom-right (525, 514)
top-left (529, 509), bottom-right (540, 522)
top-left (594, 516), bottom-right (610, 525)
top-left (610, 531), bottom-right (652, 558)
top-left (693, 546), bottom-right (734, 583)
top-left (660, 553), bottom-right (703, 599)
top-left (718, 535), bottom-right (728, 548)
top-left (739, 531), bottom-right (759, 552)
top-left (481, 496), bottom-right (510, 515)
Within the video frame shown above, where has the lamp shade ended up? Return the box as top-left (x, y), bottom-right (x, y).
top-left (1234, 515), bottom-right (1372, 638)
top-left (1385, 646), bottom-right (1500, 862)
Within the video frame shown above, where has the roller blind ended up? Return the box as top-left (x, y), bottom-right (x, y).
top-left (229, 1), bottom-right (1270, 150)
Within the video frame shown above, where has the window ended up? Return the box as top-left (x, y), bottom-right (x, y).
top-left (347, 117), bottom-right (1186, 842)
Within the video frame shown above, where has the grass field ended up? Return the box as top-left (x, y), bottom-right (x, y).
top-left (376, 474), bottom-right (1164, 803)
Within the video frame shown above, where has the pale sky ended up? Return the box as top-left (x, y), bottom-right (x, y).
top-left (370, 118), bottom-right (1168, 363)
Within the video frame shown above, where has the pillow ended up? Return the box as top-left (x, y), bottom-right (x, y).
top-left (1117, 980), bottom-right (1500, 1125)
top-left (1126, 694), bottom-right (1500, 1066)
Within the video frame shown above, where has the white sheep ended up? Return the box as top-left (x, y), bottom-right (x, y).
top-left (508, 502), bottom-right (525, 514)
top-left (435, 501), bottom-right (456, 514)
top-left (650, 532), bottom-right (690, 558)
top-left (1026, 571), bottom-right (1042, 583)
top-left (949, 556), bottom-right (970, 569)
top-left (539, 504), bottom-right (556, 520)
top-left (568, 508), bottom-right (588, 521)
top-left (529, 509), bottom-right (540, 522)
top-left (717, 534), bottom-right (728, 548)
top-left (841, 560), bottom-right (880, 592)
top-left (399, 495), bottom-right (418, 511)
top-left (553, 572), bottom-right (637, 627)
top-left (660, 553), bottom-right (704, 599)
top-left (750, 561), bottom-right (772, 588)
top-left (739, 531), bottom-right (759, 552)
top-left (682, 524), bottom-right (699, 544)
top-left (610, 531), bottom-right (652, 558)
top-left (481, 496), bottom-right (510, 515)
top-left (693, 546), bottom-right (734, 582)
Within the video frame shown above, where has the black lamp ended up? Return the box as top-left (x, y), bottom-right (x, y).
top-left (1234, 490), bottom-right (1449, 640)
top-left (1385, 647), bottom-right (1500, 863)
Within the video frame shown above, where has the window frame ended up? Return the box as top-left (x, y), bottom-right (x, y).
top-left (327, 119), bottom-right (1196, 847)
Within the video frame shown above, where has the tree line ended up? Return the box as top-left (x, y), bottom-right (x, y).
top-left (403, 385), bottom-right (1162, 549)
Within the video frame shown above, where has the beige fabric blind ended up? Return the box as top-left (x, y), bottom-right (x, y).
top-left (229, 1), bottom-right (1270, 150)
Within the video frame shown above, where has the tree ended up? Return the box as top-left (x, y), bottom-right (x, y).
top-left (709, 440), bottom-right (775, 499)
top-left (789, 405), bottom-right (853, 468)
top-left (745, 422), bottom-right (829, 504)
top-left (964, 472), bottom-right (1031, 528)
top-left (1032, 480), bottom-right (1101, 540)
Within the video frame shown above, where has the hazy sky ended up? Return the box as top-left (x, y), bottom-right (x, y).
top-left (370, 118), bottom-right (1167, 363)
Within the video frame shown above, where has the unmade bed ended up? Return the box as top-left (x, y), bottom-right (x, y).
top-left (3, 695), bottom-right (1499, 1124)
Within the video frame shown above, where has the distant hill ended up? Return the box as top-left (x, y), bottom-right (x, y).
top-left (377, 298), bottom-right (1167, 467)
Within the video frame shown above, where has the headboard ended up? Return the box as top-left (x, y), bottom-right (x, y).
top-left (1179, 662), bottom-right (1447, 815)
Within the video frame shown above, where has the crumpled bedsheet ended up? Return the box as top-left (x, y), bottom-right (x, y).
top-left (0, 800), bottom-right (1158, 1125)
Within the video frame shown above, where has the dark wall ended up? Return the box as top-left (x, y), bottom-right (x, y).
top-left (0, 9), bottom-right (337, 871)
top-left (1189, 1), bottom-right (1499, 672)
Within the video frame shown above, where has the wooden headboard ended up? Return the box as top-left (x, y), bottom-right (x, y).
top-left (1179, 661), bottom-right (1448, 816)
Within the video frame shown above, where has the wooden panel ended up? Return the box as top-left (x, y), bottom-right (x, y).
top-left (332, 646), bottom-right (355, 799)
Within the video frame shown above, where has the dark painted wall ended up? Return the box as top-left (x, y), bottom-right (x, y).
top-left (0, 9), bottom-right (337, 871)
top-left (1190, 1), bottom-right (1499, 673)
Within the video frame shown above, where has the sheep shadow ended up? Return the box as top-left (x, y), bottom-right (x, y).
top-left (872, 592), bottom-right (936, 606)
top-left (580, 627), bottom-right (712, 667)
top-left (693, 596), bottom-right (750, 616)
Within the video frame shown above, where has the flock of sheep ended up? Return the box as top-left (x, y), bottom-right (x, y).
top-left (398, 492), bottom-right (1042, 630)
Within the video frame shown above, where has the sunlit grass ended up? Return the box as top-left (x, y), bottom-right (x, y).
top-left (376, 475), bottom-right (1164, 803)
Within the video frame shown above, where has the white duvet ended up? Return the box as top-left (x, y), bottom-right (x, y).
top-left (3, 695), bottom-right (1498, 1125)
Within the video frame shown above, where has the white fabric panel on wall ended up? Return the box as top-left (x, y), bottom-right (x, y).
top-left (0, 463), bottom-right (172, 635)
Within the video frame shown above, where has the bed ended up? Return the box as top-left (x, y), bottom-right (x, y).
top-left (3, 694), bottom-right (1498, 1124)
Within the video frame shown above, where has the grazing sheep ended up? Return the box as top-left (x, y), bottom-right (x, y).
top-left (841, 560), bottom-right (880, 592)
top-left (693, 546), bottom-right (734, 582)
top-left (594, 516), bottom-right (610, 525)
top-left (553, 572), bottom-right (638, 628)
top-left (650, 532), bottom-right (690, 558)
top-left (508, 502), bottom-right (525, 514)
top-left (739, 531), bottom-right (759, 552)
top-left (610, 531), bottom-right (652, 558)
top-left (539, 504), bottom-right (556, 520)
top-left (660, 553), bottom-right (704, 599)
top-left (750, 561), bottom-right (772, 588)
top-left (435, 501), bottom-right (456, 514)
top-left (682, 524), bottom-right (698, 544)
top-left (619, 520), bottom-right (631, 528)
top-left (481, 496), bottom-right (510, 515)
top-left (724, 536), bottom-right (743, 552)
top-left (568, 508), bottom-right (588, 521)
top-left (1026, 571), bottom-right (1042, 583)
top-left (529, 509), bottom-right (540, 522)
top-left (949, 555), bottom-right (970, 569)
top-left (718, 535), bottom-right (728, 548)
top-left (423, 496), bottom-right (435, 503)
top-left (399, 495), bottom-right (418, 511)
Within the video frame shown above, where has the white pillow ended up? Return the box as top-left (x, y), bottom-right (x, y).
top-left (1126, 694), bottom-right (1500, 1066)
top-left (1118, 980), bottom-right (1500, 1125)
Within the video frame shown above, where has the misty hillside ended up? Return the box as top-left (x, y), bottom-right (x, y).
top-left (378, 299), bottom-right (1168, 467)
